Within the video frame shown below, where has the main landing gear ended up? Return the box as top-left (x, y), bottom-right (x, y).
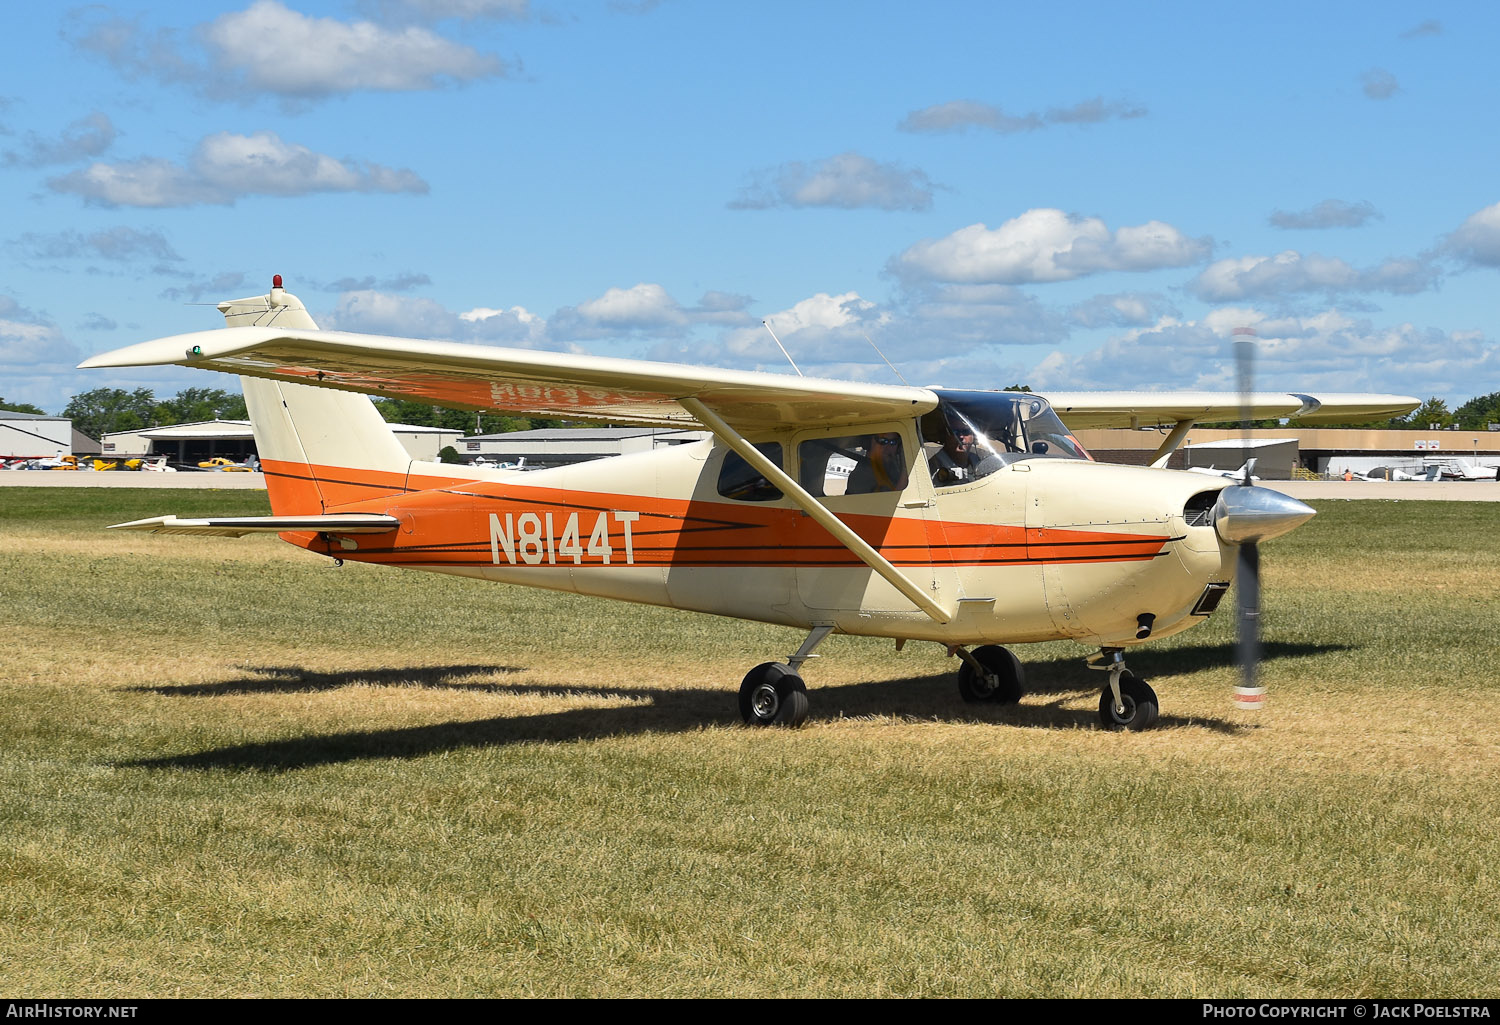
top-left (738, 625), bottom-right (833, 728)
top-left (1088, 648), bottom-right (1159, 731)
top-left (947, 644), bottom-right (1025, 705)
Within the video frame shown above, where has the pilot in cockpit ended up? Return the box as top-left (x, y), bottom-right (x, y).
top-left (930, 412), bottom-right (1002, 486)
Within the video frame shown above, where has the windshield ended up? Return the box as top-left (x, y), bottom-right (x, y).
top-left (921, 390), bottom-right (1091, 486)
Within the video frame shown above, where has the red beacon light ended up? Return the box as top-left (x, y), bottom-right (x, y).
top-left (272, 274), bottom-right (283, 288)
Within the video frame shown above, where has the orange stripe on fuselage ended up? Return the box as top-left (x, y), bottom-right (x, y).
top-left (261, 458), bottom-right (481, 513)
top-left (268, 462), bottom-right (1171, 569)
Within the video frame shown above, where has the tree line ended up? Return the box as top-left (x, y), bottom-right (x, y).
top-left (0, 388), bottom-right (569, 442)
top-left (0, 388), bottom-right (251, 443)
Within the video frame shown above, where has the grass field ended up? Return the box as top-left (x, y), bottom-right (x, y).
top-left (1, 487), bottom-right (1498, 997)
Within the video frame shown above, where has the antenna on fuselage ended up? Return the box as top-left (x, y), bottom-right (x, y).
top-left (860, 331), bottom-right (908, 385)
top-left (762, 319), bottom-right (804, 377)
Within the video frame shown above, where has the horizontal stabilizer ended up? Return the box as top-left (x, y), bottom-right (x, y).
top-left (108, 513), bottom-right (401, 538)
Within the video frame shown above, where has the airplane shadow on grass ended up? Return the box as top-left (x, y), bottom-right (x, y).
top-left (119, 640), bottom-right (1349, 772)
top-left (126, 664), bottom-right (528, 697)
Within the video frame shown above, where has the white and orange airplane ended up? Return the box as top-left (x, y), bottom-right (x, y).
top-left (82, 278), bottom-right (1419, 729)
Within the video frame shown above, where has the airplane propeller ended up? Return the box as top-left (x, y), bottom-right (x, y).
top-left (1234, 329), bottom-right (1262, 712)
top-left (1208, 329), bottom-right (1315, 713)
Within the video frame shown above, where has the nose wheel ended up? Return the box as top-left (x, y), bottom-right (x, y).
top-left (1089, 649), bottom-right (1159, 730)
top-left (1098, 673), bottom-right (1158, 730)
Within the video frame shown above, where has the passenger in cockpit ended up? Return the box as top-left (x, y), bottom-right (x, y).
top-left (847, 432), bottom-right (908, 493)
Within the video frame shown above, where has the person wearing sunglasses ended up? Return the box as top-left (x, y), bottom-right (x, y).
top-left (931, 415), bottom-right (1001, 486)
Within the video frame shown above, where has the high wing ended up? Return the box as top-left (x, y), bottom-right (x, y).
top-left (1041, 390), bottom-right (1419, 428)
top-left (79, 326), bottom-right (939, 431)
top-left (79, 326), bottom-right (1419, 432)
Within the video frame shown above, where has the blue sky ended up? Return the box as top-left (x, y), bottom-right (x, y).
top-left (4, 0), bottom-right (1499, 413)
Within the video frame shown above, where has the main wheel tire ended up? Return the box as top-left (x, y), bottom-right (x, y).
top-left (1098, 674), bottom-right (1159, 731)
top-left (957, 645), bottom-right (1025, 704)
top-left (778, 688), bottom-right (810, 728)
top-left (738, 662), bottom-right (809, 727)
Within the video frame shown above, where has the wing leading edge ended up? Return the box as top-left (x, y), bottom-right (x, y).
top-left (79, 326), bottom-right (939, 432)
top-left (80, 326), bottom-right (1420, 433)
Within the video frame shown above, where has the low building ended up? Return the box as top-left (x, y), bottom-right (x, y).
top-left (456, 427), bottom-right (711, 468)
top-left (102, 420), bottom-right (258, 463)
top-left (1182, 438), bottom-right (1298, 480)
top-left (101, 420), bottom-right (464, 464)
top-left (387, 423), bottom-right (464, 462)
top-left (1, 411), bottom-right (75, 460)
top-left (1073, 427), bottom-right (1500, 477)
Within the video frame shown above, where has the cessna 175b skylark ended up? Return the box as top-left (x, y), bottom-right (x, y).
top-left (82, 278), bottom-right (1419, 730)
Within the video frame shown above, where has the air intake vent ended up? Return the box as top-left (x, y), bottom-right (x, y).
top-left (1184, 490), bottom-right (1221, 528)
top-left (1191, 582), bottom-right (1231, 616)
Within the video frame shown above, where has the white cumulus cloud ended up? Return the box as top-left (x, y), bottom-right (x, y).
top-left (205, 1), bottom-right (503, 96)
top-left (48, 131), bottom-right (428, 208)
top-left (576, 283), bottom-right (687, 329)
top-left (328, 290), bottom-right (555, 348)
top-left (359, 0), bottom-right (530, 20)
top-left (69, 1), bottom-right (504, 103)
top-left (2, 112), bottom-right (116, 168)
top-left (1444, 201), bottom-right (1500, 267)
top-left (1268, 199), bottom-right (1380, 230)
top-left (1027, 309), bottom-right (1498, 397)
top-left (1362, 68), bottom-right (1399, 100)
top-left (0, 297), bottom-right (83, 390)
top-left (730, 152), bottom-right (935, 212)
top-left (892, 209), bottom-right (1211, 285)
top-left (1187, 250), bottom-right (1439, 301)
top-left (1068, 291), bottom-right (1178, 328)
top-left (12, 227), bottom-right (181, 264)
top-left (898, 96), bottom-right (1145, 134)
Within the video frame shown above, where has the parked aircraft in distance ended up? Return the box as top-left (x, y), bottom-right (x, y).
top-left (1186, 460), bottom-right (1262, 482)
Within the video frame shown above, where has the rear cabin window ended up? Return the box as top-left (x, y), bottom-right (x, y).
top-left (797, 432), bottom-right (909, 497)
top-left (717, 443), bottom-right (784, 502)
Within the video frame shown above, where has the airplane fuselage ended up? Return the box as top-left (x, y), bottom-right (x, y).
top-left (268, 438), bottom-right (1238, 649)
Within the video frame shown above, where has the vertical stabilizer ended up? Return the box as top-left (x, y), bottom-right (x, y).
top-left (222, 276), bottom-right (412, 513)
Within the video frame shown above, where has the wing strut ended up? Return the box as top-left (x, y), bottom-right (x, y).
top-left (678, 397), bottom-right (951, 625)
top-left (1148, 419), bottom-right (1196, 469)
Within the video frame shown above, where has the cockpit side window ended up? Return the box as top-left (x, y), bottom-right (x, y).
top-left (717, 443), bottom-right (784, 502)
top-left (922, 392), bottom-right (1089, 487)
top-left (921, 405), bottom-right (1006, 487)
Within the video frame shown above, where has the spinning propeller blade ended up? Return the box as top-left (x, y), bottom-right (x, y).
top-left (1232, 328), bottom-right (1265, 712)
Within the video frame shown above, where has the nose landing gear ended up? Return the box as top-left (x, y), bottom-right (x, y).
top-left (1088, 648), bottom-right (1159, 730)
